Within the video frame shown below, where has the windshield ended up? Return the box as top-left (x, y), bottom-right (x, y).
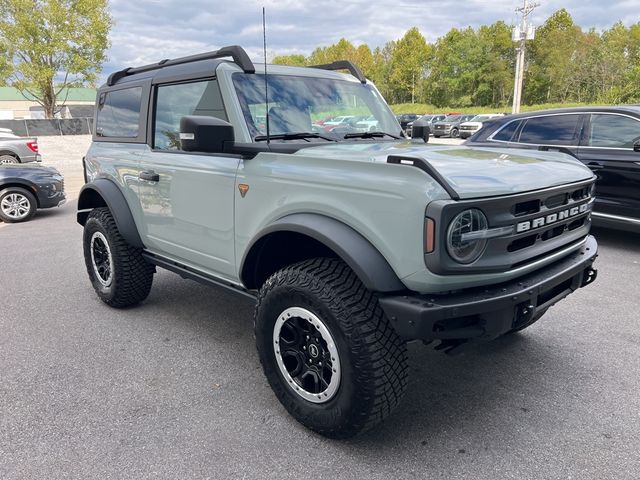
top-left (232, 73), bottom-right (401, 141)
top-left (443, 115), bottom-right (461, 122)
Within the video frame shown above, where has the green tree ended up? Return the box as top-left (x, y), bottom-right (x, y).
top-left (525, 9), bottom-right (584, 104)
top-left (386, 27), bottom-right (430, 104)
top-left (0, 0), bottom-right (111, 118)
top-left (272, 54), bottom-right (307, 67)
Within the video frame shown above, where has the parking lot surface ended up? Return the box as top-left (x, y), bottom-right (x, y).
top-left (1, 136), bottom-right (639, 479)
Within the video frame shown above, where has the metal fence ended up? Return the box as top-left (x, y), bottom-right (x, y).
top-left (0, 118), bottom-right (94, 136)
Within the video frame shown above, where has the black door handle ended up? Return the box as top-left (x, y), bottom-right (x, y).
top-left (139, 170), bottom-right (159, 182)
top-left (587, 162), bottom-right (604, 171)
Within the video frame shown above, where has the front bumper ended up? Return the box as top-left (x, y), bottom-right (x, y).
top-left (459, 130), bottom-right (477, 138)
top-left (379, 235), bottom-right (598, 345)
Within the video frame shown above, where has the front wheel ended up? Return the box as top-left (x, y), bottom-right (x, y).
top-left (450, 128), bottom-right (460, 138)
top-left (0, 187), bottom-right (36, 223)
top-left (83, 207), bottom-right (155, 308)
top-left (255, 258), bottom-right (408, 438)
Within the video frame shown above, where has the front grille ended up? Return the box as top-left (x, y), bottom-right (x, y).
top-left (425, 179), bottom-right (595, 275)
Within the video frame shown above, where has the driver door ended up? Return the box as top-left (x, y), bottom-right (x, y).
top-left (138, 78), bottom-right (239, 280)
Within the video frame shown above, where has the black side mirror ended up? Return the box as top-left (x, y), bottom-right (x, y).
top-left (179, 115), bottom-right (234, 153)
top-left (633, 140), bottom-right (640, 152)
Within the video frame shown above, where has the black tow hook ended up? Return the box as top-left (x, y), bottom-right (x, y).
top-left (581, 268), bottom-right (598, 287)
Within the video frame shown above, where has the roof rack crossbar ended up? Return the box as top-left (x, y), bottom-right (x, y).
top-left (309, 61), bottom-right (367, 84)
top-left (106, 45), bottom-right (255, 86)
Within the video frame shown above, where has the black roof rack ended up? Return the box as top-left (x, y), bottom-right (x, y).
top-left (106, 45), bottom-right (255, 86)
top-left (309, 60), bottom-right (367, 84)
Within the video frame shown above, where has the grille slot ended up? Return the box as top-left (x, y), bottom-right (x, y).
top-left (545, 193), bottom-right (568, 209)
top-left (514, 199), bottom-right (540, 216)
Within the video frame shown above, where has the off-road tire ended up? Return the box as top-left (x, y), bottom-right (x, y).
top-left (255, 257), bottom-right (408, 438)
top-left (0, 187), bottom-right (36, 223)
top-left (83, 207), bottom-right (154, 308)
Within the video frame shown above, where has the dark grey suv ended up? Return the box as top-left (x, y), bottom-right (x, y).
top-left (466, 106), bottom-right (640, 232)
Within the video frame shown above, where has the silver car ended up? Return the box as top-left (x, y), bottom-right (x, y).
top-left (0, 130), bottom-right (41, 164)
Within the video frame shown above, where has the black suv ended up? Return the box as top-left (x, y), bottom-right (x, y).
top-left (466, 107), bottom-right (640, 233)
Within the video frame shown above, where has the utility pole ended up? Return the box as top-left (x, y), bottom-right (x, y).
top-left (512, 0), bottom-right (539, 114)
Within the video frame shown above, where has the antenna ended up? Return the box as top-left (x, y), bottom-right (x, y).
top-left (262, 7), bottom-right (270, 144)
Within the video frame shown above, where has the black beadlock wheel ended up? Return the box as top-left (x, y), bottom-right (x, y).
top-left (255, 258), bottom-right (408, 438)
top-left (0, 187), bottom-right (36, 223)
top-left (83, 207), bottom-right (155, 308)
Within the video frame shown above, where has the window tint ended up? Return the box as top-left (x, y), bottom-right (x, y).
top-left (154, 80), bottom-right (227, 150)
top-left (492, 120), bottom-right (520, 141)
top-left (588, 114), bottom-right (640, 148)
top-left (517, 115), bottom-right (579, 145)
top-left (96, 87), bottom-right (142, 138)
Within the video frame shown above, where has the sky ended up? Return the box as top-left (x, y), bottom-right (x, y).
top-left (104, 0), bottom-right (638, 78)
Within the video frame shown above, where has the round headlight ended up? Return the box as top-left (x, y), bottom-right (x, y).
top-left (446, 209), bottom-right (488, 264)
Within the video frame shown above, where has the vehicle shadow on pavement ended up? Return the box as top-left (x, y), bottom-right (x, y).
top-left (591, 227), bottom-right (640, 252)
top-left (144, 270), bottom-right (592, 452)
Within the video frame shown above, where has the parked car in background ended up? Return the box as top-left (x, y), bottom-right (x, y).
top-left (432, 114), bottom-right (476, 138)
top-left (0, 127), bottom-right (18, 138)
top-left (459, 113), bottom-right (506, 139)
top-left (354, 115), bottom-right (379, 132)
top-left (396, 113), bottom-right (419, 132)
top-left (0, 135), bottom-right (41, 164)
top-left (0, 163), bottom-right (65, 222)
top-left (406, 114), bottom-right (446, 138)
top-left (465, 106), bottom-right (640, 232)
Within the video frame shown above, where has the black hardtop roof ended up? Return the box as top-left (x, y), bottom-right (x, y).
top-left (102, 45), bottom-right (366, 89)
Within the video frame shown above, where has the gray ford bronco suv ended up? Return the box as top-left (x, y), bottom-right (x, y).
top-left (78, 46), bottom-right (598, 438)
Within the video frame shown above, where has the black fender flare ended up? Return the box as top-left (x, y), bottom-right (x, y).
top-left (76, 178), bottom-right (144, 248)
top-left (241, 213), bottom-right (405, 292)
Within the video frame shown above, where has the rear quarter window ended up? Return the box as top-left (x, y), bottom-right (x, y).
top-left (96, 87), bottom-right (143, 138)
top-left (491, 120), bottom-right (520, 142)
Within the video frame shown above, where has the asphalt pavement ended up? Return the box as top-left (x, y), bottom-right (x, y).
top-left (1, 171), bottom-right (640, 479)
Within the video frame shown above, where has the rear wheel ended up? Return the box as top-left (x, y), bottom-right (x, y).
top-left (83, 207), bottom-right (155, 308)
top-left (0, 187), bottom-right (36, 223)
top-left (0, 154), bottom-right (19, 164)
top-left (255, 258), bottom-right (408, 438)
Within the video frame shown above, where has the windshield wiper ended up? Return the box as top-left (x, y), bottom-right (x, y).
top-left (254, 132), bottom-right (337, 142)
top-left (343, 131), bottom-right (402, 140)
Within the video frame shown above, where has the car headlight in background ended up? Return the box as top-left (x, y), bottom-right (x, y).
top-left (446, 209), bottom-right (488, 264)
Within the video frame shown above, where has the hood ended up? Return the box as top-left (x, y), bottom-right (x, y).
top-left (0, 163), bottom-right (60, 176)
top-left (295, 142), bottom-right (594, 199)
top-left (461, 121), bottom-right (482, 127)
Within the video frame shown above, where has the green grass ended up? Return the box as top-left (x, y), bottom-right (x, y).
top-left (389, 102), bottom-right (612, 115)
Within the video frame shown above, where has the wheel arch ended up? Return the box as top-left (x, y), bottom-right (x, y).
top-left (0, 181), bottom-right (40, 207)
top-left (240, 213), bottom-right (405, 293)
top-left (0, 149), bottom-right (20, 161)
top-left (77, 178), bottom-right (144, 248)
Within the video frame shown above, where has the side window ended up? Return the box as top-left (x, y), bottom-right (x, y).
top-left (517, 115), bottom-right (579, 145)
top-left (154, 80), bottom-right (227, 150)
top-left (492, 120), bottom-right (520, 142)
top-left (96, 87), bottom-right (142, 138)
top-left (588, 114), bottom-right (640, 148)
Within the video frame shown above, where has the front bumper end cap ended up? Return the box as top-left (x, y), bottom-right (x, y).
top-left (379, 235), bottom-right (598, 345)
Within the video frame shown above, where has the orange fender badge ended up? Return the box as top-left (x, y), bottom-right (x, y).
top-left (238, 184), bottom-right (250, 198)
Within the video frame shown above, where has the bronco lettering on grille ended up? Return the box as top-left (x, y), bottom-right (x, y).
top-left (516, 202), bottom-right (590, 233)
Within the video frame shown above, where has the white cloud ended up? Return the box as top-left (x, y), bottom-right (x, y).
top-left (102, 0), bottom-right (638, 81)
